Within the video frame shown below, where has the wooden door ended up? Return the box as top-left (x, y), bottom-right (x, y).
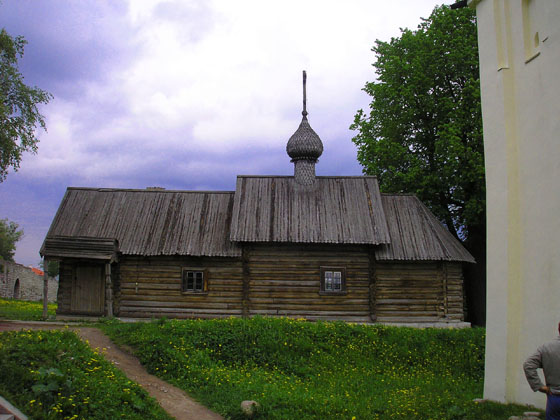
top-left (71, 264), bottom-right (105, 315)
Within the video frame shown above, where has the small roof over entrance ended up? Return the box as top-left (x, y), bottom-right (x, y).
top-left (41, 236), bottom-right (119, 262)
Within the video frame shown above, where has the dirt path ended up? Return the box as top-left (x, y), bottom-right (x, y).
top-left (0, 321), bottom-right (224, 420)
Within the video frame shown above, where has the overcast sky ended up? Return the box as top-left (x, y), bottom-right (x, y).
top-left (1, 0), bottom-right (444, 267)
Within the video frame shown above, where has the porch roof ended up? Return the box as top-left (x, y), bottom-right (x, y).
top-left (41, 188), bottom-right (241, 258)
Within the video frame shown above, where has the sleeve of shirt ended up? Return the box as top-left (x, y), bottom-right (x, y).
top-left (523, 348), bottom-right (544, 392)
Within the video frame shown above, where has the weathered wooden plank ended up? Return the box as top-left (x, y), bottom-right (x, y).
top-left (120, 304), bottom-right (243, 312)
top-left (230, 177), bottom-right (390, 245)
top-left (120, 278), bottom-right (242, 287)
top-left (56, 262), bottom-right (74, 314)
top-left (376, 316), bottom-right (447, 322)
top-left (245, 245), bottom-right (372, 317)
top-left (249, 281), bottom-right (319, 288)
top-left (373, 261), bottom-right (464, 322)
top-left (121, 293), bottom-right (242, 302)
top-left (377, 311), bottom-right (441, 317)
top-left (249, 297), bottom-right (369, 305)
top-left (376, 195), bottom-right (474, 262)
top-left (121, 283), bottom-right (242, 292)
top-left (114, 257), bottom-right (244, 317)
top-left (120, 289), bottom-right (243, 298)
top-left (45, 188), bottom-right (241, 257)
top-left (377, 298), bottom-right (441, 305)
top-left (249, 309), bottom-right (369, 316)
top-left (121, 309), bottom-right (244, 315)
top-left (120, 300), bottom-right (243, 310)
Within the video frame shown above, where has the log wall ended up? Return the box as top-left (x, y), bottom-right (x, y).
top-left (246, 245), bottom-right (373, 322)
top-left (373, 261), bottom-right (464, 322)
top-left (56, 254), bottom-right (465, 324)
top-left (56, 261), bottom-right (73, 314)
top-left (117, 256), bottom-right (243, 319)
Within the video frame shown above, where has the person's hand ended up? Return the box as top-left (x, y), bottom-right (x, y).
top-left (539, 386), bottom-right (550, 394)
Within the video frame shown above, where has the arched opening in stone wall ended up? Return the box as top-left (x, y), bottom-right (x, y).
top-left (13, 279), bottom-right (20, 299)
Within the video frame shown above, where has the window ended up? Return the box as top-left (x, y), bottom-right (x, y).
top-left (320, 267), bottom-right (346, 294)
top-left (182, 269), bottom-right (207, 293)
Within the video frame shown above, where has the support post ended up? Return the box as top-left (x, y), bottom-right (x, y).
top-left (368, 251), bottom-right (377, 322)
top-left (42, 258), bottom-right (49, 320)
top-left (105, 262), bottom-right (113, 317)
top-left (242, 247), bottom-right (250, 318)
top-left (443, 262), bottom-right (449, 317)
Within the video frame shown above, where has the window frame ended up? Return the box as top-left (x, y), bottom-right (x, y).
top-left (319, 266), bottom-right (347, 295)
top-left (181, 268), bottom-right (208, 294)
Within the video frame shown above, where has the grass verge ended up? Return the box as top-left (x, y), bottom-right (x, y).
top-left (101, 317), bottom-right (541, 420)
top-left (0, 298), bottom-right (57, 320)
top-left (0, 328), bottom-right (173, 420)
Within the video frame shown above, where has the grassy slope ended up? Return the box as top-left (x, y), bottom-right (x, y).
top-left (0, 329), bottom-right (173, 420)
top-left (0, 298), bottom-right (57, 320)
top-left (101, 317), bottom-right (540, 420)
top-left (0, 300), bottom-right (542, 419)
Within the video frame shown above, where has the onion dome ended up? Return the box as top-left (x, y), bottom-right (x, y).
top-left (286, 71), bottom-right (323, 162)
top-left (286, 115), bottom-right (323, 161)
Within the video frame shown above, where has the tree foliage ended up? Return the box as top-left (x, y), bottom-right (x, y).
top-left (351, 6), bottom-right (484, 244)
top-left (40, 259), bottom-right (60, 277)
top-left (0, 28), bottom-right (52, 182)
top-left (0, 218), bottom-right (23, 261)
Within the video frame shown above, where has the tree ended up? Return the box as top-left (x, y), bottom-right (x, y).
top-left (0, 27), bottom-right (52, 182)
top-left (0, 218), bottom-right (23, 261)
top-left (39, 259), bottom-right (59, 277)
top-left (351, 6), bottom-right (486, 324)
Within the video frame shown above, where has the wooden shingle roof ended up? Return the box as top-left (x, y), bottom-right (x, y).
top-left (42, 236), bottom-right (119, 261)
top-left (41, 188), bottom-right (241, 258)
top-left (42, 182), bottom-right (474, 263)
top-left (375, 194), bottom-right (475, 262)
top-left (230, 176), bottom-right (391, 244)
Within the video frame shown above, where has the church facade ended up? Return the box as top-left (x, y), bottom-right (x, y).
top-left (42, 73), bottom-right (474, 323)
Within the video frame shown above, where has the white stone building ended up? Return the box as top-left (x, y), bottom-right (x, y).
top-left (468, 0), bottom-right (560, 409)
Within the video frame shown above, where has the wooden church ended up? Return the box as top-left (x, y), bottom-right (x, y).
top-left (41, 73), bottom-right (474, 323)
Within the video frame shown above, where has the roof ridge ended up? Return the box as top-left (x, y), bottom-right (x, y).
top-left (66, 187), bottom-right (234, 194)
top-left (235, 175), bottom-right (378, 179)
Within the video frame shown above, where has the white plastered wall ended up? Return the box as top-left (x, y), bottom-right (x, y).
top-left (470, 0), bottom-right (560, 409)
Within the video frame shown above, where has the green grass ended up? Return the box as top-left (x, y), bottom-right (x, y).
top-left (0, 306), bottom-right (542, 419)
top-left (101, 317), bottom-right (541, 420)
top-left (0, 328), bottom-right (173, 420)
top-left (0, 298), bottom-right (57, 320)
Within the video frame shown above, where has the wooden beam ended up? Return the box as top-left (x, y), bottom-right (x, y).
top-left (105, 263), bottom-right (113, 317)
top-left (443, 262), bottom-right (449, 317)
top-left (42, 258), bottom-right (49, 320)
top-left (368, 251), bottom-right (377, 321)
top-left (242, 247), bottom-right (250, 318)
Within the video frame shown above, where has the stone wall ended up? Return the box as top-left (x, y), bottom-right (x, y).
top-left (0, 261), bottom-right (58, 302)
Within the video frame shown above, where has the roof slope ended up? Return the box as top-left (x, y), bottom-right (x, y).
top-left (42, 188), bottom-right (240, 257)
top-left (230, 176), bottom-right (391, 244)
top-left (375, 194), bottom-right (475, 262)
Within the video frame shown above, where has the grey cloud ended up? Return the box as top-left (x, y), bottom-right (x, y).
top-left (1, 1), bottom-right (136, 98)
